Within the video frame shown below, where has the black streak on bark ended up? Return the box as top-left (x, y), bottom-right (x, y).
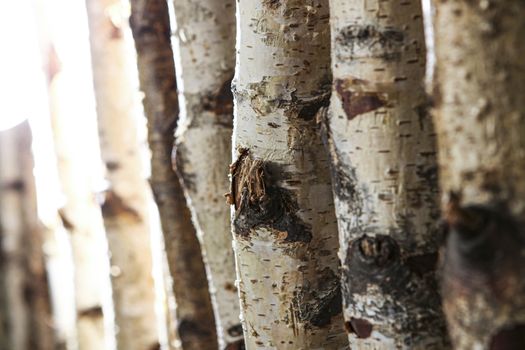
top-left (292, 268), bottom-right (342, 328)
top-left (335, 79), bottom-right (386, 120)
top-left (78, 306), bottom-right (103, 319)
top-left (229, 149), bottom-right (312, 243)
top-left (227, 324), bottom-right (244, 337)
top-left (58, 209), bottom-right (75, 230)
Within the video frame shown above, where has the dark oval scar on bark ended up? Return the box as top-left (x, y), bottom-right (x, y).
top-left (336, 24), bottom-right (404, 60)
top-left (147, 342), bottom-right (161, 350)
top-left (292, 268), bottom-right (342, 328)
top-left (227, 324), bottom-right (244, 337)
top-left (345, 318), bottom-right (373, 338)
top-left (225, 339), bottom-right (245, 350)
top-left (335, 79), bottom-right (386, 120)
top-left (490, 324), bottom-right (525, 350)
top-left (78, 306), bottom-right (103, 319)
top-left (202, 75), bottom-right (234, 117)
top-left (100, 190), bottom-right (141, 222)
top-left (229, 149), bottom-right (312, 243)
top-left (2, 179), bottom-right (25, 192)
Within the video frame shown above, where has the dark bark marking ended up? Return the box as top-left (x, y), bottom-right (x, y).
top-left (262, 0), bottom-right (281, 10)
top-left (105, 161), bottom-right (120, 171)
top-left (267, 122), bottom-right (280, 128)
top-left (229, 149), bottom-right (312, 243)
top-left (58, 209), bottom-right (75, 230)
top-left (129, 0), bottom-right (171, 52)
top-left (490, 324), bottom-right (525, 350)
top-left (225, 339), bottom-right (245, 350)
top-left (335, 79), bottom-right (386, 120)
top-left (100, 190), bottom-right (141, 222)
top-left (2, 179), bottom-right (25, 192)
top-left (292, 268), bottom-right (342, 328)
top-left (405, 253), bottom-right (438, 277)
top-left (345, 318), bottom-right (373, 339)
top-left (172, 143), bottom-right (197, 192)
top-left (78, 306), bottom-right (103, 319)
top-left (147, 342), bottom-right (161, 350)
top-left (336, 24), bottom-right (405, 60)
top-left (227, 324), bottom-right (244, 337)
top-left (295, 94), bottom-right (331, 121)
top-left (202, 76), bottom-right (234, 117)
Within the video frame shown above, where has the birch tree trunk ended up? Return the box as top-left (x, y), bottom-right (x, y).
top-left (47, 61), bottom-right (107, 350)
top-left (229, 1), bottom-right (348, 348)
top-left (129, 1), bottom-right (218, 349)
top-left (169, 0), bottom-right (242, 348)
top-left (86, 1), bottom-right (159, 348)
top-left (324, 1), bottom-right (449, 348)
top-left (433, 0), bottom-right (525, 348)
top-left (0, 122), bottom-right (55, 350)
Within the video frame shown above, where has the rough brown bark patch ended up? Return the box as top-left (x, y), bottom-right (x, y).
top-left (334, 79), bottom-right (386, 120)
top-left (100, 190), bottom-right (141, 222)
top-left (229, 149), bottom-right (312, 243)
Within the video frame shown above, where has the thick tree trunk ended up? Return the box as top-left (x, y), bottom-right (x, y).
top-left (85, 1), bottom-right (159, 348)
top-left (0, 122), bottom-right (55, 350)
top-left (433, 0), bottom-right (525, 348)
top-left (229, 1), bottom-right (347, 348)
top-left (129, 1), bottom-right (218, 349)
top-left (48, 64), bottom-right (108, 350)
top-left (324, 1), bottom-right (449, 348)
top-left (168, 0), bottom-right (242, 348)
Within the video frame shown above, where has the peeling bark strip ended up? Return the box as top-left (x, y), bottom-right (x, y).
top-left (169, 0), bottom-right (241, 348)
top-left (433, 0), bottom-right (525, 348)
top-left (232, 0), bottom-right (347, 348)
top-left (129, 0), bottom-right (218, 349)
top-left (327, 0), bottom-right (448, 348)
top-left (86, 0), bottom-right (159, 348)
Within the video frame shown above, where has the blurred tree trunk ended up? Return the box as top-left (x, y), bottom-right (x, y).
top-left (229, 1), bottom-right (347, 348)
top-left (47, 51), bottom-right (107, 350)
top-left (0, 122), bottom-right (55, 350)
top-left (85, 0), bottom-right (159, 348)
top-left (324, 0), bottom-right (449, 348)
top-left (129, 0), bottom-right (218, 349)
top-left (168, 0), bottom-right (242, 348)
top-left (433, 0), bottom-right (525, 348)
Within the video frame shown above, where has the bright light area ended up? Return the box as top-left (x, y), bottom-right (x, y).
top-left (0, 0), bottom-right (168, 349)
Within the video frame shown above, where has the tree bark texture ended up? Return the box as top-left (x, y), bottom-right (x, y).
top-left (229, 1), bottom-right (348, 348)
top-left (85, 0), bottom-right (159, 348)
top-left (48, 52), bottom-right (107, 350)
top-left (324, 0), bottom-right (449, 348)
top-left (129, 1), bottom-right (218, 349)
top-left (169, 0), bottom-right (242, 348)
top-left (433, 0), bottom-right (525, 348)
top-left (0, 122), bottom-right (56, 350)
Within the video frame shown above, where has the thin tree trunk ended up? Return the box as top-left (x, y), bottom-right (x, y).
top-left (129, 1), bottom-right (218, 349)
top-left (47, 55), bottom-right (107, 350)
top-left (229, 1), bottom-right (347, 348)
top-left (85, 0), bottom-right (159, 348)
top-left (323, 0), bottom-right (449, 348)
top-left (432, 0), bottom-right (525, 348)
top-left (168, 0), bottom-right (242, 348)
top-left (0, 122), bottom-right (55, 350)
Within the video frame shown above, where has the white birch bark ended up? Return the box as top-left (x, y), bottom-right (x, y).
top-left (48, 66), bottom-right (107, 350)
top-left (85, 0), bottom-right (159, 348)
top-left (433, 0), bottom-right (525, 348)
top-left (229, 1), bottom-right (348, 348)
top-left (0, 122), bottom-right (55, 350)
top-left (324, 0), bottom-right (449, 348)
top-left (169, 0), bottom-right (242, 348)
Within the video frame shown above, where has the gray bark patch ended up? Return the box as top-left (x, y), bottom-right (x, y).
top-left (229, 149), bottom-right (312, 243)
top-left (291, 268), bottom-right (342, 328)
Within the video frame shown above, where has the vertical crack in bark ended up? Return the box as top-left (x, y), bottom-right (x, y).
top-left (228, 149), bottom-right (312, 243)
